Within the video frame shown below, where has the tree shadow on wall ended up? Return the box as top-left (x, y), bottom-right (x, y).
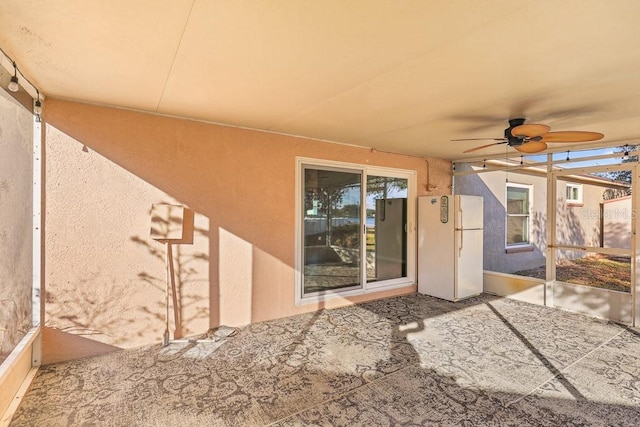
top-left (131, 205), bottom-right (210, 339)
top-left (530, 207), bottom-right (598, 255)
top-left (45, 272), bottom-right (145, 346)
top-left (531, 210), bottom-right (547, 249)
top-left (555, 201), bottom-right (600, 249)
top-left (0, 296), bottom-right (32, 363)
top-left (603, 221), bottom-right (632, 249)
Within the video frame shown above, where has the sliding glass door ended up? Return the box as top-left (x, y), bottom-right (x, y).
top-left (303, 167), bottom-right (362, 294)
top-left (299, 160), bottom-right (415, 301)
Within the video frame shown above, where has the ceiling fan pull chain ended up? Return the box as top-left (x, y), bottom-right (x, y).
top-left (566, 151), bottom-right (571, 162)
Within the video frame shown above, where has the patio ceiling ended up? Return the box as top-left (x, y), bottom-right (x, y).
top-left (0, 0), bottom-right (639, 160)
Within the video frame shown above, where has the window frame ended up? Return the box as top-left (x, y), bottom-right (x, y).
top-left (505, 182), bottom-right (533, 248)
top-left (565, 182), bottom-right (583, 205)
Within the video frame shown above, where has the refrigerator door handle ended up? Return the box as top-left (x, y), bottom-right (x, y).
top-left (456, 228), bottom-right (463, 256)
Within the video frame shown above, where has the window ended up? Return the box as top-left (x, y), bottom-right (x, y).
top-left (506, 183), bottom-right (532, 247)
top-left (296, 158), bottom-right (416, 303)
top-left (565, 183), bottom-right (583, 204)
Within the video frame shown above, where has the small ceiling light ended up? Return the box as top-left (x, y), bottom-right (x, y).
top-left (8, 62), bottom-right (19, 92)
top-left (34, 91), bottom-right (42, 115)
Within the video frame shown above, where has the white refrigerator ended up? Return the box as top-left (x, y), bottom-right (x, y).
top-left (418, 195), bottom-right (483, 301)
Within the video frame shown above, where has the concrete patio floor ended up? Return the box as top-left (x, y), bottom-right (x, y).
top-left (10, 294), bottom-right (640, 426)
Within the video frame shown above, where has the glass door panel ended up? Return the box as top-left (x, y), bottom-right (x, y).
top-left (303, 167), bottom-right (362, 294)
top-left (366, 176), bottom-right (408, 282)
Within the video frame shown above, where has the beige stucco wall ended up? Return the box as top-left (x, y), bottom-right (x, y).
top-left (42, 98), bottom-right (451, 363)
top-left (602, 196), bottom-right (632, 249)
top-left (0, 89), bottom-right (33, 364)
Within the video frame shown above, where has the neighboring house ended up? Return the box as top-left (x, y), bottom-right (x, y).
top-left (455, 162), bottom-right (631, 274)
top-left (602, 196), bottom-right (632, 249)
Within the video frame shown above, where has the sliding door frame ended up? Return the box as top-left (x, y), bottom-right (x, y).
top-left (295, 157), bottom-right (417, 305)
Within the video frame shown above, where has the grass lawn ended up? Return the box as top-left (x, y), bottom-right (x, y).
top-left (514, 254), bottom-right (631, 293)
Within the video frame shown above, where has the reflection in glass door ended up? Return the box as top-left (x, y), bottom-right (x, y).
top-left (366, 176), bottom-right (408, 282)
top-left (303, 167), bottom-right (362, 294)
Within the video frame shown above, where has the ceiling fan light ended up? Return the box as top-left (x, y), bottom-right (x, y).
top-left (515, 141), bottom-right (548, 153)
top-left (8, 75), bottom-right (19, 92)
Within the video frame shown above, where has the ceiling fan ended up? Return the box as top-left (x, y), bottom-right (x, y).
top-left (453, 118), bottom-right (604, 154)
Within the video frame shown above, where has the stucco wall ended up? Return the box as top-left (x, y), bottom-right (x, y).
top-left (602, 196), bottom-right (632, 249)
top-left (42, 98), bottom-right (451, 363)
top-left (555, 179), bottom-right (604, 259)
top-left (0, 89), bottom-right (33, 364)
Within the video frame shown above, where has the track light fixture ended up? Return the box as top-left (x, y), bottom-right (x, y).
top-left (8, 62), bottom-right (19, 92)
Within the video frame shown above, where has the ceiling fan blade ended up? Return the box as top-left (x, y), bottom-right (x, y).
top-left (515, 141), bottom-right (548, 153)
top-left (511, 124), bottom-right (551, 138)
top-left (451, 137), bottom-right (506, 142)
top-left (463, 141), bottom-right (507, 153)
top-left (540, 131), bottom-right (604, 143)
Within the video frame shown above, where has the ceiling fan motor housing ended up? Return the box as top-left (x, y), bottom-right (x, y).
top-left (505, 118), bottom-right (526, 146)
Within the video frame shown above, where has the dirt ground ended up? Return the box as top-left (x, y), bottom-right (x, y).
top-left (514, 254), bottom-right (631, 293)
